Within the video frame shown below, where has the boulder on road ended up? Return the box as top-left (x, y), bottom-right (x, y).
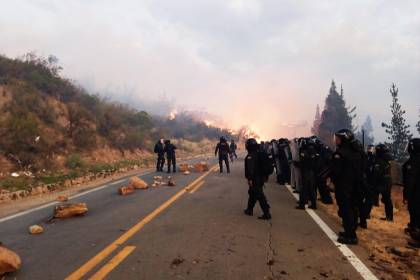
top-left (119, 186), bottom-right (135, 195)
top-left (179, 164), bottom-right (190, 172)
top-left (53, 203), bottom-right (88, 219)
top-left (194, 162), bottom-right (209, 172)
top-left (129, 177), bottom-right (148, 189)
top-left (0, 246), bottom-right (21, 275)
top-left (28, 225), bottom-right (44, 234)
top-left (168, 180), bottom-right (176, 187)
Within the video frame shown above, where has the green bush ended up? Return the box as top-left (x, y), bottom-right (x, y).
top-left (0, 177), bottom-right (32, 191)
top-left (65, 154), bottom-right (85, 169)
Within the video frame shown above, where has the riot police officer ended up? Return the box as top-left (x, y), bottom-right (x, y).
top-left (215, 137), bottom-right (231, 173)
top-left (244, 138), bottom-right (272, 220)
top-left (372, 144), bottom-right (394, 221)
top-left (154, 139), bottom-right (165, 172)
top-left (329, 129), bottom-right (364, 245)
top-left (164, 140), bottom-right (177, 173)
top-left (295, 138), bottom-right (319, 210)
top-left (403, 138), bottom-right (420, 244)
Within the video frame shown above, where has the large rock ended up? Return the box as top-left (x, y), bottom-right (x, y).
top-left (0, 246), bottom-right (21, 275)
top-left (28, 225), bottom-right (44, 235)
top-left (53, 203), bottom-right (88, 219)
top-left (194, 162), bottom-right (209, 172)
top-left (119, 186), bottom-right (134, 195)
top-left (178, 164), bottom-right (190, 172)
top-left (128, 177), bottom-right (148, 189)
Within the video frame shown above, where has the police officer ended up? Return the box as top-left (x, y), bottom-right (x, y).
top-left (372, 144), bottom-right (394, 221)
top-left (215, 137), bottom-right (231, 173)
top-left (244, 138), bottom-right (272, 220)
top-left (295, 138), bottom-right (319, 210)
top-left (403, 138), bottom-right (420, 243)
top-left (313, 138), bottom-right (333, 204)
top-left (154, 139), bottom-right (165, 172)
top-left (329, 129), bottom-right (364, 245)
top-left (164, 140), bottom-right (177, 173)
top-left (230, 139), bottom-right (238, 161)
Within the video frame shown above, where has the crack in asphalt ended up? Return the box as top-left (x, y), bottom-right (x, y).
top-left (267, 220), bottom-right (278, 279)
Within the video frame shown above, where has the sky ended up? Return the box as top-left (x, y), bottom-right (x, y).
top-left (1, 0), bottom-right (419, 140)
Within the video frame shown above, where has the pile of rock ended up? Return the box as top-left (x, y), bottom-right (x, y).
top-left (0, 245), bottom-right (21, 276)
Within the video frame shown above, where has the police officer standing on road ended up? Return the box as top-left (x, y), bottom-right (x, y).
top-left (244, 138), bottom-right (272, 220)
top-left (230, 139), bottom-right (238, 161)
top-left (403, 138), bottom-right (420, 245)
top-left (372, 144), bottom-right (394, 222)
top-left (164, 140), bottom-right (177, 173)
top-left (154, 139), bottom-right (165, 172)
top-left (215, 137), bottom-right (231, 173)
top-left (329, 129), bottom-right (364, 245)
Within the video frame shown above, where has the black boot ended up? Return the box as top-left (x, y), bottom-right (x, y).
top-left (244, 209), bottom-right (253, 216)
top-left (258, 213), bottom-right (272, 220)
top-left (337, 235), bottom-right (358, 245)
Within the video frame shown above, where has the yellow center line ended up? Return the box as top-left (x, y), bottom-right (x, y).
top-left (189, 180), bottom-right (205, 194)
top-left (65, 164), bottom-right (218, 280)
top-left (89, 246), bottom-right (136, 280)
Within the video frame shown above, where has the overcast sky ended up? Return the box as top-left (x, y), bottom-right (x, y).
top-left (1, 0), bottom-right (419, 140)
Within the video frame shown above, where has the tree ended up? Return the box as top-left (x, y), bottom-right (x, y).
top-left (318, 80), bottom-right (356, 146)
top-left (311, 104), bottom-right (321, 136)
top-left (417, 109), bottom-right (420, 135)
top-left (355, 115), bottom-right (374, 146)
top-left (381, 84), bottom-right (412, 161)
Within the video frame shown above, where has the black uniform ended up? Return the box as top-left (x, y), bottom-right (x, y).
top-left (230, 141), bottom-right (238, 160)
top-left (154, 140), bottom-right (165, 172)
top-left (164, 141), bottom-right (177, 173)
top-left (314, 142), bottom-right (333, 204)
top-left (296, 142), bottom-right (319, 209)
top-left (330, 140), bottom-right (364, 243)
top-left (215, 138), bottom-right (231, 173)
top-left (244, 150), bottom-right (271, 218)
top-left (403, 138), bottom-right (420, 241)
top-left (372, 148), bottom-right (393, 221)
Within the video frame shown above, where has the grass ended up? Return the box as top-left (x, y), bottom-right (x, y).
top-left (0, 177), bottom-right (34, 191)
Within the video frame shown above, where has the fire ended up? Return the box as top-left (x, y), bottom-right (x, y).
top-left (169, 111), bottom-right (177, 120)
top-left (204, 120), bottom-right (212, 127)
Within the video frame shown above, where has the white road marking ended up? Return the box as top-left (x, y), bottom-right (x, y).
top-left (0, 170), bottom-right (152, 224)
top-left (285, 185), bottom-right (378, 280)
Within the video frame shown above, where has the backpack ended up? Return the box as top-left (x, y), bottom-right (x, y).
top-left (259, 151), bottom-right (274, 177)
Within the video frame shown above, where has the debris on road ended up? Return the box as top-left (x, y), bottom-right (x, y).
top-left (53, 203), bottom-right (88, 218)
top-left (57, 195), bottom-right (68, 202)
top-left (183, 170), bottom-right (190, 175)
top-left (0, 245), bottom-right (22, 276)
top-left (194, 162), bottom-right (209, 172)
top-left (28, 225), bottom-right (44, 234)
top-left (167, 179), bottom-right (176, 187)
top-left (129, 176), bottom-right (148, 189)
top-left (179, 164), bottom-right (190, 172)
top-left (171, 257), bottom-right (185, 268)
top-left (152, 176), bottom-right (166, 187)
top-left (119, 186), bottom-right (135, 195)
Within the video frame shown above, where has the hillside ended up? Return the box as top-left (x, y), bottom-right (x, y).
top-left (0, 53), bottom-right (236, 191)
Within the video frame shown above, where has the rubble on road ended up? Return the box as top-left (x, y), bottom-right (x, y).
top-left (183, 171), bottom-right (190, 175)
top-left (167, 178), bottom-right (176, 187)
top-left (128, 176), bottom-right (148, 189)
top-left (152, 176), bottom-right (166, 187)
top-left (0, 245), bottom-right (21, 276)
top-left (178, 164), bottom-right (190, 172)
top-left (119, 186), bottom-right (135, 195)
top-left (53, 203), bottom-right (88, 218)
top-left (194, 162), bottom-right (209, 172)
top-left (28, 225), bottom-right (44, 234)
top-left (57, 195), bottom-right (68, 202)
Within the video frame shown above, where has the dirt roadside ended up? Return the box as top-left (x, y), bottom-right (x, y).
top-left (319, 186), bottom-right (420, 280)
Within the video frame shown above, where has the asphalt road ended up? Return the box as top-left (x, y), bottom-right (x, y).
top-left (0, 157), bottom-right (379, 280)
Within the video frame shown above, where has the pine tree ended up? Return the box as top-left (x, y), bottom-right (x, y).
top-left (311, 104), bottom-right (321, 136)
top-left (381, 83), bottom-right (412, 161)
top-left (417, 109), bottom-right (420, 135)
top-left (355, 115), bottom-right (374, 145)
top-left (318, 80), bottom-right (356, 146)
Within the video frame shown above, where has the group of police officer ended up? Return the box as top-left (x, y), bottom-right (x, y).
top-left (243, 130), bottom-right (420, 246)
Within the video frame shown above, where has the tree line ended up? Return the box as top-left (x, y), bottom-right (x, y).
top-left (311, 80), bottom-right (418, 162)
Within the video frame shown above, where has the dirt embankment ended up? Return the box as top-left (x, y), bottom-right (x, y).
top-left (320, 186), bottom-right (420, 280)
